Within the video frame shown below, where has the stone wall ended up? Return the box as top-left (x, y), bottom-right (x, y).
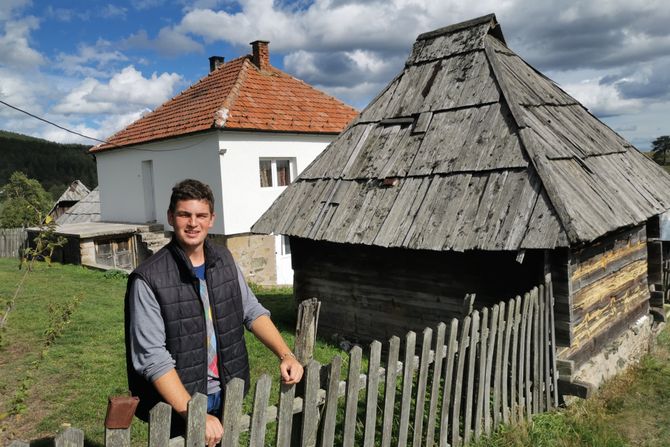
top-left (209, 233), bottom-right (277, 285)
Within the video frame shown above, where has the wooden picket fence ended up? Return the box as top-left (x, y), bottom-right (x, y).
top-left (9, 279), bottom-right (559, 447)
top-left (0, 228), bottom-right (27, 258)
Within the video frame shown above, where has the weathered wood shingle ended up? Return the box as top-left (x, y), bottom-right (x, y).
top-left (253, 13), bottom-right (670, 250)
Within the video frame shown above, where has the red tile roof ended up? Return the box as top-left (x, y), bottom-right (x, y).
top-left (92, 55), bottom-right (358, 152)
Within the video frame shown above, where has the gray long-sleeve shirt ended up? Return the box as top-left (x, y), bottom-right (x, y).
top-left (128, 265), bottom-right (270, 384)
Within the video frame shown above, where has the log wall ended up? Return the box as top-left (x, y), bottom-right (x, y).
top-left (291, 237), bottom-right (544, 342)
top-left (557, 225), bottom-right (649, 366)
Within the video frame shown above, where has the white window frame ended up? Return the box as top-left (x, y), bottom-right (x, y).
top-left (259, 158), bottom-right (296, 188)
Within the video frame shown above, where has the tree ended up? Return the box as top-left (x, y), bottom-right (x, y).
top-left (651, 135), bottom-right (670, 166)
top-left (0, 171), bottom-right (52, 228)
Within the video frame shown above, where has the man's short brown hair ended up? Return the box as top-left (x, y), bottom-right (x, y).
top-left (169, 179), bottom-right (215, 213)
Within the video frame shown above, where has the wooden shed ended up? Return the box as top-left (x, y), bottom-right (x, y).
top-left (253, 14), bottom-right (670, 374)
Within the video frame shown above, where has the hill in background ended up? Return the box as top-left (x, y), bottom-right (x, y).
top-left (0, 130), bottom-right (97, 199)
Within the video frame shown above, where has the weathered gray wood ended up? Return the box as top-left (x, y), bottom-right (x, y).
top-left (185, 393), bottom-right (206, 447)
top-left (343, 346), bottom-right (363, 447)
top-left (452, 316), bottom-right (471, 447)
top-left (295, 298), bottom-right (321, 363)
top-left (55, 427), bottom-right (85, 447)
top-left (301, 361), bottom-right (321, 447)
top-left (533, 288), bottom-right (540, 415)
top-left (105, 427), bottom-right (131, 447)
top-left (381, 336), bottom-right (401, 447)
top-left (320, 355), bottom-right (342, 447)
top-left (363, 341), bottom-right (382, 447)
top-left (483, 305), bottom-right (497, 437)
top-left (510, 295), bottom-right (521, 423)
top-left (538, 283), bottom-right (546, 412)
top-left (425, 323), bottom-right (446, 447)
top-left (222, 379), bottom-right (245, 446)
top-left (524, 290), bottom-right (535, 420)
top-left (398, 331), bottom-right (417, 447)
top-left (495, 301), bottom-right (507, 426)
top-left (148, 402), bottom-right (172, 447)
top-left (412, 328), bottom-right (433, 447)
top-left (544, 280), bottom-right (553, 410)
top-left (549, 279), bottom-right (559, 407)
top-left (464, 311), bottom-right (480, 446)
top-left (250, 374), bottom-right (272, 447)
top-left (517, 292), bottom-right (530, 421)
top-left (277, 382), bottom-right (297, 447)
top-left (439, 319), bottom-right (459, 447)
top-left (7, 441), bottom-right (30, 447)
top-left (474, 308), bottom-right (489, 440)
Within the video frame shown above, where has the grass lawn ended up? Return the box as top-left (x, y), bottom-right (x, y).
top-left (3, 258), bottom-right (670, 446)
top-left (0, 259), bottom-right (343, 446)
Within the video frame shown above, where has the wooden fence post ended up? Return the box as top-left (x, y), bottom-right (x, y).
top-left (295, 298), bottom-right (321, 363)
top-left (55, 427), bottom-right (84, 447)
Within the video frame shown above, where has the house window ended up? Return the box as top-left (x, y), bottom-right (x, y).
top-left (95, 237), bottom-right (134, 270)
top-left (259, 158), bottom-right (294, 188)
top-left (280, 235), bottom-right (291, 255)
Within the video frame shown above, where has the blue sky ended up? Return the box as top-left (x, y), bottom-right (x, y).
top-left (1, 0), bottom-right (669, 150)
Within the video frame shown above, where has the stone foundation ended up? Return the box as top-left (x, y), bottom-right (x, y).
top-left (209, 233), bottom-right (277, 285)
top-left (571, 314), bottom-right (655, 389)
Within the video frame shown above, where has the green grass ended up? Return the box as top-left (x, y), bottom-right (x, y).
top-left (0, 259), bottom-right (342, 446)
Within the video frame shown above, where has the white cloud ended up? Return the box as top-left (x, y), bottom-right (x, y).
top-left (561, 78), bottom-right (643, 118)
top-left (0, 15), bottom-right (43, 68)
top-left (123, 28), bottom-right (203, 57)
top-left (101, 4), bottom-right (128, 19)
top-left (39, 110), bottom-right (148, 145)
top-left (0, 0), bottom-right (31, 21)
top-left (53, 66), bottom-right (182, 115)
top-left (56, 39), bottom-right (129, 78)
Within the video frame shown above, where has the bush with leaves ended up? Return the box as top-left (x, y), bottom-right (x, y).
top-left (0, 171), bottom-right (52, 228)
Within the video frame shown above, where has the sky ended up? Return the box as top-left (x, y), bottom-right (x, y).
top-left (0, 0), bottom-right (669, 150)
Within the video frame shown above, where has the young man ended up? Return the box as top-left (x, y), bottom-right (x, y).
top-left (125, 179), bottom-right (303, 447)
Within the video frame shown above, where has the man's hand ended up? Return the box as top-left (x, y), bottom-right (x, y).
top-left (280, 355), bottom-right (304, 385)
top-left (205, 414), bottom-right (223, 447)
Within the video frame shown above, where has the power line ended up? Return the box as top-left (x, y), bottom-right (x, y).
top-left (0, 99), bottom-right (119, 147)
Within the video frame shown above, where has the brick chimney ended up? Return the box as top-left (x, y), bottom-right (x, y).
top-left (209, 56), bottom-right (225, 72)
top-left (250, 40), bottom-right (270, 70)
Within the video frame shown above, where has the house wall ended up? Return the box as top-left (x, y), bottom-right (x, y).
top-left (96, 132), bottom-right (224, 232)
top-left (557, 225), bottom-right (649, 367)
top-left (220, 233), bottom-right (277, 285)
top-left (218, 131), bottom-right (333, 235)
top-left (291, 237), bottom-right (545, 342)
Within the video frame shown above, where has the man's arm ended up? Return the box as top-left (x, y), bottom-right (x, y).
top-left (250, 315), bottom-right (304, 384)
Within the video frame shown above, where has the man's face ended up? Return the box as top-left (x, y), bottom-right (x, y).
top-left (167, 199), bottom-right (215, 252)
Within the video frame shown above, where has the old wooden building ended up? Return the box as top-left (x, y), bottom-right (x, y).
top-left (253, 15), bottom-right (670, 376)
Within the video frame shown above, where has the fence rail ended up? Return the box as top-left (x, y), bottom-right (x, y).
top-left (0, 228), bottom-right (27, 258)
top-left (9, 279), bottom-right (559, 447)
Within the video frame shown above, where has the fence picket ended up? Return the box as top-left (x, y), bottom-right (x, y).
top-left (518, 292), bottom-right (530, 420)
top-left (440, 319), bottom-right (459, 447)
top-left (185, 393), bottom-right (206, 447)
top-left (222, 378), bottom-right (245, 446)
top-left (398, 331), bottom-right (417, 447)
top-left (343, 346), bottom-right (362, 447)
top-left (494, 301), bottom-right (505, 426)
top-left (412, 328), bottom-right (433, 447)
top-left (320, 355), bottom-right (342, 447)
top-left (250, 374), bottom-right (272, 447)
top-left (538, 283), bottom-right (546, 412)
top-left (277, 382), bottom-right (296, 447)
top-left (451, 315), bottom-right (472, 447)
top-left (486, 306), bottom-right (499, 434)
top-left (363, 341), bottom-right (382, 447)
top-left (549, 280), bottom-right (559, 408)
top-left (475, 307), bottom-right (490, 440)
top-left (55, 427), bottom-right (84, 447)
top-left (525, 290), bottom-right (535, 420)
top-left (464, 311), bottom-right (480, 446)
top-left (544, 281), bottom-right (553, 410)
top-left (510, 295), bottom-right (521, 422)
top-left (8, 441), bottom-right (29, 447)
top-left (425, 323), bottom-right (446, 447)
top-left (381, 336), bottom-right (400, 447)
top-left (301, 361), bottom-right (321, 447)
top-left (148, 402), bottom-right (171, 447)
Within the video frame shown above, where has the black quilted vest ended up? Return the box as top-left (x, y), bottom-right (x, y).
top-left (124, 239), bottom-right (250, 421)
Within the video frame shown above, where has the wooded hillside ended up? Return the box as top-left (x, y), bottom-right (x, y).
top-left (0, 130), bottom-right (97, 198)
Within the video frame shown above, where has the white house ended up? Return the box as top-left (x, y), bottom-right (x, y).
top-left (91, 41), bottom-right (357, 284)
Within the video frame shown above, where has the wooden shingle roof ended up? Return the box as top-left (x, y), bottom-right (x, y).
top-left (91, 48), bottom-right (358, 152)
top-left (252, 14), bottom-right (670, 250)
